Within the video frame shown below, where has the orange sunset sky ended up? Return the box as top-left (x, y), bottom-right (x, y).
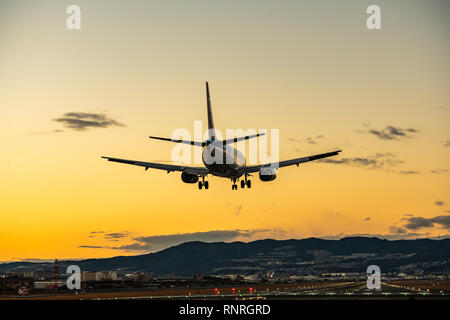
top-left (0, 0), bottom-right (449, 261)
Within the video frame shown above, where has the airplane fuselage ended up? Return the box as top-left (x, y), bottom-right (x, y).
top-left (202, 143), bottom-right (245, 178)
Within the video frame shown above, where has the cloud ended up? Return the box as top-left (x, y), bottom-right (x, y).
top-left (399, 169), bottom-right (449, 175)
top-left (361, 125), bottom-right (418, 140)
top-left (11, 258), bottom-right (57, 263)
top-left (364, 217), bottom-right (371, 221)
top-left (79, 245), bottom-right (104, 249)
top-left (87, 231), bottom-right (132, 241)
top-left (53, 112), bottom-right (124, 131)
top-left (289, 135), bottom-right (325, 145)
top-left (322, 232), bottom-right (426, 241)
top-left (435, 201), bottom-right (445, 206)
top-left (399, 170), bottom-right (421, 175)
top-left (319, 152), bottom-right (403, 170)
top-left (104, 232), bottom-right (131, 240)
top-left (430, 169), bottom-right (448, 174)
top-left (87, 231), bottom-right (105, 237)
top-left (401, 215), bottom-right (450, 230)
top-left (389, 226), bottom-right (407, 234)
top-left (289, 138), bottom-right (302, 143)
top-left (442, 140), bottom-right (450, 148)
top-left (80, 229), bottom-right (272, 253)
top-left (226, 203), bottom-right (243, 215)
top-left (28, 129), bottom-right (64, 135)
top-left (118, 229), bottom-right (267, 252)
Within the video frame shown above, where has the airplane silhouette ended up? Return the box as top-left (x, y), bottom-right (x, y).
top-left (102, 82), bottom-right (341, 190)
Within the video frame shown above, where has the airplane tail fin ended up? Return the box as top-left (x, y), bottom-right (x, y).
top-left (206, 81), bottom-right (216, 140)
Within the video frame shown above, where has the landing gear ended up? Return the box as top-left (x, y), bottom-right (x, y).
top-left (198, 176), bottom-right (209, 190)
top-left (245, 174), bottom-right (252, 189)
top-left (238, 174), bottom-right (251, 189)
top-left (231, 175), bottom-right (252, 190)
top-left (232, 178), bottom-right (238, 190)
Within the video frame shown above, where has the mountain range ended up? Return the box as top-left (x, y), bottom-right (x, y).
top-left (1, 237), bottom-right (449, 277)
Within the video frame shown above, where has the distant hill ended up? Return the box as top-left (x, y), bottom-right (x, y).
top-left (1, 237), bottom-right (449, 276)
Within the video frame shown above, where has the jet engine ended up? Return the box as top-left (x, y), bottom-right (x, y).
top-left (181, 172), bottom-right (199, 183)
top-left (259, 167), bottom-right (277, 182)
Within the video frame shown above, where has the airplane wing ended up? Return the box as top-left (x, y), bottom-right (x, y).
top-left (101, 156), bottom-right (209, 175)
top-left (238, 150), bottom-right (342, 174)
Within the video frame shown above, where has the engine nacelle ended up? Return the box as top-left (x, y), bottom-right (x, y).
top-left (181, 172), bottom-right (199, 184)
top-left (259, 167), bottom-right (277, 182)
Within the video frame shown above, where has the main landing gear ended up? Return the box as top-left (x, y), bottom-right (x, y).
top-left (232, 175), bottom-right (251, 190)
top-left (198, 176), bottom-right (209, 190)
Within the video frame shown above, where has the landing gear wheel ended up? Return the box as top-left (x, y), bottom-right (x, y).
top-left (241, 180), bottom-right (245, 188)
top-left (232, 185), bottom-right (237, 190)
top-left (246, 180), bottom-right (251, 188)
top-left (204, 181), bottom-right (209, 189)
top-left (198, 181), bottom-right (203, 190)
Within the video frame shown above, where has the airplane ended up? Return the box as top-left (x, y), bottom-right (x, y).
top-left (102, 82), bottom-right (341, 190)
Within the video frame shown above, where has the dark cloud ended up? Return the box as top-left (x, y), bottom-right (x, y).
top-left (430, 169), bottom-right (448, 174)
top-left (79, 245), bottom-right (103, 249)
top-left (81, 229), bottom-right (270, 253)
top-left (398, 169), bottom-right (449, 175)
top-left (442, 140), bottom-right (450, 148)
top-left (119, 229), bottom-right (267, 252)
top-left (362, 125), bottom-right (418, 140)
top-left (435, 201), bottom-right (445, 206)
top-left (88, 231), bottom-right (105, 237)
top-left (399, 170), bottom-right (421, 175)
top-left (87, 231), bottom-right (132, 241)
top-left (323, 232), bottom-right (426, 241)
top-left (364, 217), bottom-right (371, 221)
top-left (389, 226), bottom-right (407, 235)
top-left (53, 112), bottom-right (124, 131)
top-left (402, 215), bottom-right (450, 230)
top-left (104, 232), bottom-right (131, 240)
top-left (289, 138), bottom-right (302, 144)
top-left (319, 152), bottom-right (403, 170)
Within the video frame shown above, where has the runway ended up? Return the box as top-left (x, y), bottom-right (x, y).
top-left (1, 280), bottom-right (448, 300)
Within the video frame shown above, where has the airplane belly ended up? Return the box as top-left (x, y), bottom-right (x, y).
top-left (202, 146), bottom-right (242, 178)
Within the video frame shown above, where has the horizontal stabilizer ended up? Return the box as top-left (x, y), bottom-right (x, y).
top-left (222, 133), bottom-right (265, 145)
top-left (149, 136), bottom-right (206, 147)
